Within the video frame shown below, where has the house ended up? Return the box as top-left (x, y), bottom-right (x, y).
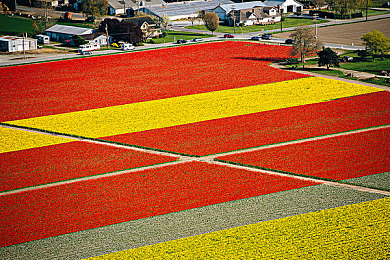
top-left (0, 35), bottom-right (37, 52)
top-left (263, 0), bottom-right (304, 14)
top-left (80, 33), bottom-right (111, 46)
top-left (211, 1), bottom-right (266, 22)
top-left (45, 25), bottom-right (94, 42)
top-left (226, 7), bottom-right (280, 26)
top-left (125, 16), bottom-right (161, 38)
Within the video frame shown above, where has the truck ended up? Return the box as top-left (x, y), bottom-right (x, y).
top-left (78, 43), bottom-right (100, 53)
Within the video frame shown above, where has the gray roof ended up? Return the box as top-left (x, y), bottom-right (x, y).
top-left (108, 0), bottom-right (163, 10)
top-left (46, 25), bottom-right (94, 35)
top-left (263, 0), bottom-right (303, 7)
top-left (141, 0), bottom-right (233, 18)
top-left (216, 1), bottom-right (266, 13)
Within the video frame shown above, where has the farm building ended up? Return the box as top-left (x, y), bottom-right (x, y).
top-left (226, 7), bottom-right (281, 26)
top-left (263, 0), bottom-right (304, 14)
top-left (45, 24), bottom-right (94, 42)
top-left (0, 35), bottom-right (37, 52)
top-left (211, 2), bottom-right (266, 21)
top-left (139, 0), bottom-right (233, 20)
top-left (74, 0), bottom-right (162, 15)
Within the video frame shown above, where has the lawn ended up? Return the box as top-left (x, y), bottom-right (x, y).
top-left (150, 31), bottom-right (212, 44)
top-left (0, 14), bottom-right (34, 36)
top-left (186, 18), bottom-right (328, 34)
top-left (340, 57), bottom-right (390, 75)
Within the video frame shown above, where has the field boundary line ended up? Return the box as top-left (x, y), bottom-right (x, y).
top-left (203, 124), bottom-right (390, 159)
top-left (210, 160), bottom-right (390, 196)
top-left (2, 124), bottom-right (389, 196)
top-left (0, 160), bottom-right (187, 196)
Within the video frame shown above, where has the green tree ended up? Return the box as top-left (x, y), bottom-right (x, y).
top-left (202, 12), bottom-right (219, 35)
top-left (313, 0), bottom-right (326, 9)
top-left (81, 0), bottom-right (108, 20)
top-left (71, 35), bottom-right (87, 47)
top-left (361, 30), bottom-right (390, 61)
top-left (327, 0), bottom-right (368, 18)
top-left (290, 28), bottom-right (322, 63)
top-left (317, 47), bottom-right (340, 69)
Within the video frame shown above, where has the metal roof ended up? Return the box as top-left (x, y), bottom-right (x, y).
top-left (142, 0), bottom-right (233, 18)
top-left (215, 1), bottom-right (266, 13)
top-left (45, 25), bottom-right (94, 35)
top-left (108, 0), bottom-right (164, 10)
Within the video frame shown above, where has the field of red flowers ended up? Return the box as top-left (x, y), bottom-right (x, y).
top-left (0, 161), bottom-right (316, 247)
top-left (0, 141), bottom-right (176, 191)
top-left (102, 91), bottom-right (390, 155)
top-left (217, 128), bottom-right (390, 180)
top-left (1, 41), bottom-right (389, 258)
top-left (0, 42), bottom-right (307, 122)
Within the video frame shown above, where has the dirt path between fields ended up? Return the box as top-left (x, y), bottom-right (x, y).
top-left (1, 123), bottom-right (390, 196)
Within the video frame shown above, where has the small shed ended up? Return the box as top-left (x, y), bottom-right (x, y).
top-left (45, 24), bottom-right (94, 42)
top-left (0, 35), bottom-right (38, 52)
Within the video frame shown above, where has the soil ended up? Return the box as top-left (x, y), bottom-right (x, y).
top-left (274, 18), bottom-right (390, 46)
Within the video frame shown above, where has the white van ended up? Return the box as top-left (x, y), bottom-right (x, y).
top-left (121, 43), bottom-right (135, 51)
top-left (78, 43), bottom-right (100, 53)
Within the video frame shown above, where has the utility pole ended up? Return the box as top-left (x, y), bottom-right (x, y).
top-left (123, 0), bottom-right (126, 17)
top-left (366, 0), bottom-right (368, 21)
top-left (105, 23), bottom-right (109, 49)
top-left (314, 13), bottom-right (318, 39)
top-left (22, 33), bottom-right (26, 59)
top-left (280, 12), bottom-right (283, 31)
top-left (232, 5), bottom-right (235, 34)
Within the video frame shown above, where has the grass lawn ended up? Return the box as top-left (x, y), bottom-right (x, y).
top-left (186, 18), bottom-right (328, 34)
top-left (0, 14), bottom-right (34, 36)
top-left (371, 0), bottom-right (388, 8)
top-left (366, 9), bottom-right (390, 16)
top-left (340, 57), bottom-right (390, 75)
top-left (148, 31), bottom-right (212, 44)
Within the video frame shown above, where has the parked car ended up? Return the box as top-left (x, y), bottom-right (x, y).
top-left (341, 56), bottom-right (353, 62)
top-left (251, 36), bottom-right (261, 41)
top-left (121, 43), bottom-right (135, 51)
top-left (261, 34), bottom-right (272, 40)
top-left (224, 34), bottom-right (234, 38)
top-left (285, 39), bottom-right (294, 44)
top-left (177, 39), bottom-right (187, 44)
top-left (79, 51), bottom-right (92, 55)
top-left (192, 38), bottom-right (203, 42)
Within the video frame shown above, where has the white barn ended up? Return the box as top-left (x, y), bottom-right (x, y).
top-left (263, 0), bottom-right (304, 14)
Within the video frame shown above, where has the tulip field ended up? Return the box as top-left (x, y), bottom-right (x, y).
top-left (0, 41), bottom-right (389, 259)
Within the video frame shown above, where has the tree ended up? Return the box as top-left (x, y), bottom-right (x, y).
top-left (81, 0), bottom-right (108, 20)
top-left (313, 0), bottom-right (325, 9)
top-left (202, 12), bottom-right (219, 35)
top-left (317, 47), bottom-right (340, 69)
top-left (71, 35), bottom-right (87, 47)
top-left (361, 30), bottom-right (390, 61)
top-left (99, 18), bottom-right (143, 44)
top-left (290, 28), bottom-right (322, 63)
top-left (161, 13), bottom-right (170, 31)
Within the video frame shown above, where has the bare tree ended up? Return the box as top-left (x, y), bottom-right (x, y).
top-left (290, 28), bottom-right (322, 63)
